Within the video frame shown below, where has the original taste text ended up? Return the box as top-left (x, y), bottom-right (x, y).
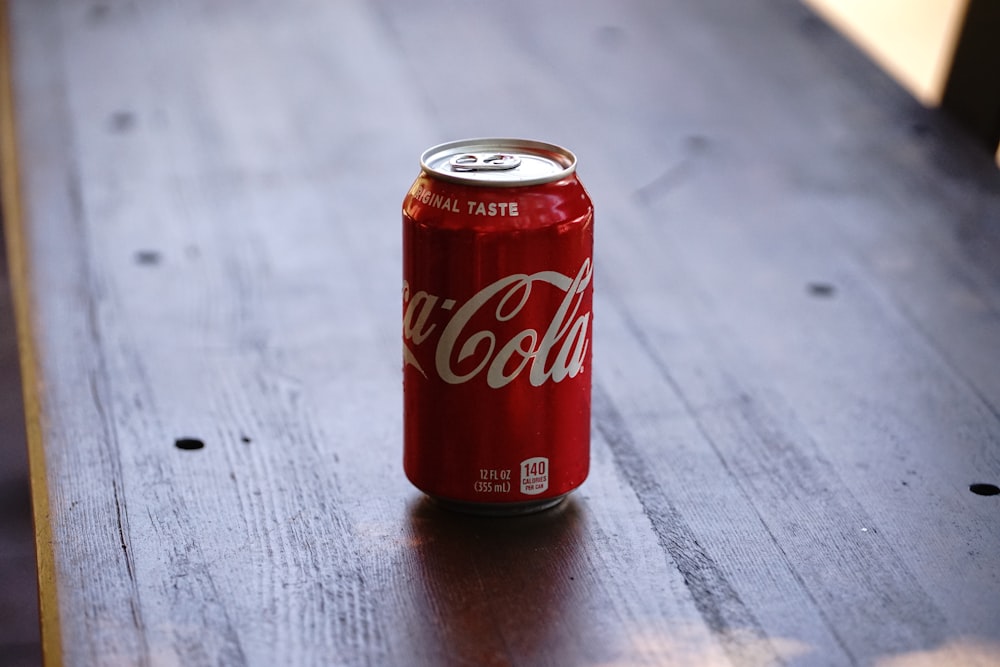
top-left (410, 185), bottom-right (519, 217)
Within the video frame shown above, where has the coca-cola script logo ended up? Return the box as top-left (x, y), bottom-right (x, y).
top-left (403, 259), bottom-right (592, 388)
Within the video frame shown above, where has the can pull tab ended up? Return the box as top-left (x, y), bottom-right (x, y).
top-left (449, 153), bottom-right (522, 172)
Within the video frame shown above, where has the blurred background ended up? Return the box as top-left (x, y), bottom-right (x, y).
top-left (0, 1), bottom-right (992, 666)
top-left (0, 221), bottom-right (36, 666)
top-left (806, 0), bottom-right (966, 106)
top-left (805, 0), bottom-right (999, 164)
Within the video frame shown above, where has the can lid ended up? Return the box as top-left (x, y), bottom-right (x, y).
top-left (420, 138), bottom-right (577, 187)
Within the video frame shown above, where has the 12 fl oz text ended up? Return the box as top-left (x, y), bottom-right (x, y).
top-left (475, 468), bottom-right (512, 494)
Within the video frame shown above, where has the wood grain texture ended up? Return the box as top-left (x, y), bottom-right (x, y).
top-left (3, 0), bottom-right (1000, 665)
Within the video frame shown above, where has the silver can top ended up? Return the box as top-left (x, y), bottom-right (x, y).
top-left (420, 138), bottom-right (577, 187)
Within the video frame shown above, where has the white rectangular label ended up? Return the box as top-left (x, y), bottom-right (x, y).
top-left (520, 457), bottom-right (549, 495)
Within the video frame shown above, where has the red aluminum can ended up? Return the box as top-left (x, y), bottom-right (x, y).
top-left (402, 138), bottom-right (594, 515)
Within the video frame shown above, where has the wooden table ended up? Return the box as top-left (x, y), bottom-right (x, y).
top-left (3, 0), bottom-right (999, 665)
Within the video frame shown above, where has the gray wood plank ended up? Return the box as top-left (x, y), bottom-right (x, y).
top-left (4, 0), bottom-right (1000, 665)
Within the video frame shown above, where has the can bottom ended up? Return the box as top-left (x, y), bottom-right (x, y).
top-left (430, 494), bottom-right (569, 517)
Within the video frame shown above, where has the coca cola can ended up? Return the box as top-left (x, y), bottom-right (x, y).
top-left (402, 138), bottom-right (594, 515)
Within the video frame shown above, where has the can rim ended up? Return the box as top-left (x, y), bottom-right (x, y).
top-left (420, 137), bottom-right (577, 187)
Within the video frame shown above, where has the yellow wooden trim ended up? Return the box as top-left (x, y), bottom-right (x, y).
top-left (0, 1), bottom-right (64, 664)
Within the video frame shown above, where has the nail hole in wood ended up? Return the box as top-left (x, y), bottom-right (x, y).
top-left (241, 435), bottom-right (252, 444)
top-left (595, 25), bottom-right (625, 50)
top-left (109, 110), bottom-right (136, 133)
top-left (175, 438), bottom-right (205, 451)
top-left (807, 282), bottom-right (836, 298)
top-left (969, 483), bottom-right (999, 496)
top-left (685, 134), bottom-right (709, 152)
top-left (135, 250), bottom-right (161, 266)
top-left (88, 3), bottom-right (110, 23)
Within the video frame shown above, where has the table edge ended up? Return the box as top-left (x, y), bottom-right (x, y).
top-left (0, 1), bottom-right (64, 664)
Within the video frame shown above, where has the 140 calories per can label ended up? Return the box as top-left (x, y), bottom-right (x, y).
top-left (520, 457), bottom-right (549, 495)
